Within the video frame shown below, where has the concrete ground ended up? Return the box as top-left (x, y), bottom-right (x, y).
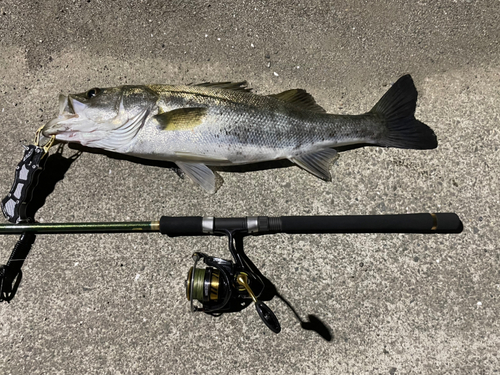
top-left (1, 1), bottom-right (499, 374)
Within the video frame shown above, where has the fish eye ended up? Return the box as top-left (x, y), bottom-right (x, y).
top-left (86, 88), bottom-right (101, 99)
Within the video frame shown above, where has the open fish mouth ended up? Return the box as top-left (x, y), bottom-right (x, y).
top-left (42, 95), bottom-right (91, 137)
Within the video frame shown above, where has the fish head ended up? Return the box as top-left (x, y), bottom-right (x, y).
top-left (42, 86), bottom-right (156, 150)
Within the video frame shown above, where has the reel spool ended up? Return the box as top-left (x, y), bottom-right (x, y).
top-left (186, 267), bottom-right (221, 304)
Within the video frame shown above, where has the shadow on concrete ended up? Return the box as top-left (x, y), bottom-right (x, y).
top-left (234, 235), bottom-right (333, 341)
top-left (26, 144), bottom-right (81, 219)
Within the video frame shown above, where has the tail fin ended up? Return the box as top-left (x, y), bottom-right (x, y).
top-left (371, 75), bottom-right (437, 149)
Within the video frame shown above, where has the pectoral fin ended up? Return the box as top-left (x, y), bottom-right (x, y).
top-left (155, 107), bottom-right (208, 131)
top-left (289, 149), bottom-right (339, 181)
top-left (176, 161), bottom-right (221, 194)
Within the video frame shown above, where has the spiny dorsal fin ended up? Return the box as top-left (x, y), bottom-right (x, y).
top-left (270, 89), bottom-right (326, 113)
top-left (191, 81), bottom-right (252, 92)
top-left (155, 107), bottom-right (208, 131)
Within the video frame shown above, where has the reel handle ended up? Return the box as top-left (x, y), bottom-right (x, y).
top-left (236, 273), bottom-right (281, 333)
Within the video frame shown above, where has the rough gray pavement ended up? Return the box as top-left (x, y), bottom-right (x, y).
top-left (1, 1), bottom-right (499, 374)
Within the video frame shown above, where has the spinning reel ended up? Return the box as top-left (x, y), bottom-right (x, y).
top-left (186, 239), bottom-right (281, 332)
top-left (187, 252), bottom-right (280, 332)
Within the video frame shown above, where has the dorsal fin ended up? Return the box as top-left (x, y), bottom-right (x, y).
top-left (269, 89), bottom-right (326, 113)
top-left (191, 81), bottom-right (252, 92)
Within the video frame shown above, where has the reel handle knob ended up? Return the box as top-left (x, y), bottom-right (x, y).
top-left (255, 301), bottom-right (281, 334)
top-left (236, 273), bottom-right (281, 334)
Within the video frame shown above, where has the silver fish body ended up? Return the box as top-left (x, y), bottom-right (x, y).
top-left (42, 76), bottom-right (437, 193)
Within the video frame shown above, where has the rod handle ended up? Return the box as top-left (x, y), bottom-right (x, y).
top-left (159, 213), bottom-right (463, 236)
top-left (159, 216), bottom-right (204, 237)
top-left (159, 216), bottom-right (250, 236)
top-left (277, 213), bottom-right (463, 234)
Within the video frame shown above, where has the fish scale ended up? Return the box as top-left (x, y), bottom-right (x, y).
top-left (42, 76), bottom-right (437, 193)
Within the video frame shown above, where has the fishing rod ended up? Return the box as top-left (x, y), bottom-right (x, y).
top-left (0, 130), bottom-right (464, 334)
top-left (0, 213), bottom-right (462, 236)
top-left (0, 213), bottom-right (463, 333)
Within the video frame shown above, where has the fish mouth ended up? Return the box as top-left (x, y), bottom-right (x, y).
top-left (41, 95), bottom-right (88, 137)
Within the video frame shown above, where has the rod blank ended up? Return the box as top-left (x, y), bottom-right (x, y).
top-left (0, 221), bottom-right (159, 234)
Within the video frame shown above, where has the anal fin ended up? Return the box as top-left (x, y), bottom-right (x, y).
top-left (289, 149), bottom-right (339, 181)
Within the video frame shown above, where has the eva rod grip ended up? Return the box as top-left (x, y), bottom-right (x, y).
top-left (159, 216), bottom-right (204, 237)
top-left (159, 216), bottom-right (249, 236)
top-left (277, 213), bottom-right (463, 234)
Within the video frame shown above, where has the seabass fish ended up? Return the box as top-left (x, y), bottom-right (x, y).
top-left (42, 75), bottom-right (437, 193)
